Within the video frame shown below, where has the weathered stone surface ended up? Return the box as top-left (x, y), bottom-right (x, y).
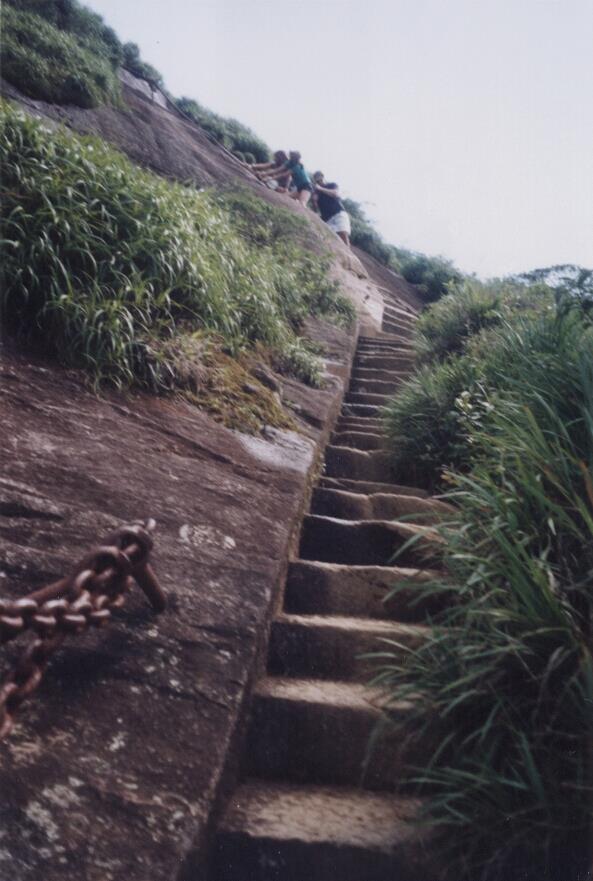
top-left (213, 780), bottom-right (434, 881)
top-left (243, 676), bottom-right (415, 789)
top-left (283, 561), bottom-right (443, 621)
top-left (267, 612), bottom-right (428, 681)
top-left (0, 319), bottom-right (353, 881)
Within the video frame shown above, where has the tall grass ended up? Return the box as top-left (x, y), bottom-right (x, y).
top-left (2, 0), bottom-right (166, 106)
top-left (374, 305), bottom-right (593, 879)
top-left (414, 280), bottom-right (553, 363)
top-left (1, 3), bottom-right (122, 108)
top-left (384, 297), bottom-right (566, 489)
top-left (0, 103), bottom-right (352, 392)
top-left (414, 282), bottom-right (502, 362)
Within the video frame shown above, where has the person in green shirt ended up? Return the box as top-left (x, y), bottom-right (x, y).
top-left (260, 150), bottom-right (313, 206)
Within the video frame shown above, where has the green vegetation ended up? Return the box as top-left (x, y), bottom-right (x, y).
top-left (384, 281), bottom-right (557, 487)
top-left (397, 251), bottom-right (462, 302)
top-left (342, 197), bottom-right (462, 301)
top-left (2, 2), bottom-right (122, 108)
top-left (2, 0), bottom-right (460, 304)
top-left (176, 97), bottom-right (270, 164)
top-left (375, 284), bottom-right (593, 878)
top-left (121, 41), bottom-right (164, 89)
top-left (2, 0), bottom-right (272, 158)
top-left (0, 104), bottom-right (352, 414)
top-left (413, 278), bottom-right (551, 363)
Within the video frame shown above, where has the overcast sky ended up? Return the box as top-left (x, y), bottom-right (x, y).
top-left (87, 0), bottom-right (593, 278)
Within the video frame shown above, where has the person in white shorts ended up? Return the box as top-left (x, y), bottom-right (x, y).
top-left (312, 171), bottom-right (351, 247)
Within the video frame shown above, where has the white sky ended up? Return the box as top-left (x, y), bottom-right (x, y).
top-left (87, 0), bottom-right (593, 278)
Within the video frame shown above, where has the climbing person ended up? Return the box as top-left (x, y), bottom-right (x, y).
top-left (261, 150), bottom-right (313, 206)
top-left (247, 150), bottom-right (291, 191)
top-left (312, 171), bottom-right (351, 247)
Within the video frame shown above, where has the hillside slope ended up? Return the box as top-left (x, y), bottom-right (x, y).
top-left (0, 69), bottom-right (422, 880)
top-left (1, 70), bottom-right (417, 314)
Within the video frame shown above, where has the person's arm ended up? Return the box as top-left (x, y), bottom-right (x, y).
top-left (249, 160), bottom-right (274, 172)
top-left (315, 183), bottom-right (341, 199)
top-left (261, 165), bottom-right (292, 182)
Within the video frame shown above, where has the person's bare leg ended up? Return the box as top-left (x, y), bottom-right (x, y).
top-left (337, 231), bottom-right (350, 248)
top-left (297, 189), bottom-right (311, 207)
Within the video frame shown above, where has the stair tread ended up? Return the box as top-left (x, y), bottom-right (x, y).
top-left (290, 559), bottom-right (440, 577)
top-left (219, 779), bottom-right (423, 851)
top-left (319, 476), bottom-right (429, 496)
top-left (254, 675), bottom-right (388, 711)
top-left (305, 512), bottom-right (439, 534)
top-left (275, 611), bottom-right (430, 637)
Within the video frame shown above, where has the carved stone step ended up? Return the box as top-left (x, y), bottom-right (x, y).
top-left (334, 417), bottom-right (384, 434)
top-left (383, 305), bottom-right (415, 324)
top-left (284, 560), bottom-right (445, 621)
top-left (213, 780), bottom-right (436, 881)
top-left (244, 677), bottom-right (414, 789)
top-left (318, 476), bottom-right (428, 497)
top-left (299, 515), bottom-right (443, 567)
top-left (359, 335), bottom-right (414, 348)
top-left (311, 487), bottom-right (452, 522)
top-left (352, 367), bottom-right (410, 383)
top-left (356, 344), bottom-right (413, 356)
top-left (268, 613), bottom-right (429, 682)
top-left (350, 378), bottom-right (401, 396)
top-left (345, 392), bottom-right (391, 407)
top-left (381, 321), bottom-right (413, 340)
top-left (341, 402), bottom-right (383, 418)
top-left (324, 446), bottom-right (393, 482)
top-left (355, 355), bottom-right (415, 371)
top-left (331, 431), bottom-right (386, 451)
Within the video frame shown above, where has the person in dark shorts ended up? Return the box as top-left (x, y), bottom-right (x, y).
top-left (312, 171), bottom-right (351, 247)
top-left (261, 150), bottom-right (313, 206)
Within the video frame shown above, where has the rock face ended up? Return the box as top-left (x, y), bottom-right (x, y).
top-left (0, 321), bottom-right (354, 881)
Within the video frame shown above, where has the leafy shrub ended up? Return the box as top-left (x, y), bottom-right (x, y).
top-left (383, 355), bottom-right (476, 488)
top-left (385, 304), bottom-right (583, 489)
top-left (1, 5), bottom-right (121, 107)
top-left (2, 0), bottom-right (165, 105)
top-left (176, 97), bottom-right (270, 163)
top-left (122, 42), bottom-right (164, 89)
top-left (216, 187), bottom-right (355, 331)
top-left (0, 104), bottom-right (350, 393)
top-left (414, 281), bottom-right (503, 362)
top-left (398, 252), bottom-right (463, 302)
top-left (5, 0), bottom-right (122, 66)
top-left (373, 310), bottom-right (593, 879)
top-left (413, 279), bottom-right (551, 363)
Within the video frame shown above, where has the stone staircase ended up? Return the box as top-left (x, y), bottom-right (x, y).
top-left (211, 306), bottom-right (445, 880)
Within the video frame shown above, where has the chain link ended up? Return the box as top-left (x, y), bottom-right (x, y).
top-left (0, 519), bottom-right (165, 739)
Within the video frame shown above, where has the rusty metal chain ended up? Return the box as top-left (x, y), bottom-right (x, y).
top-left (0, 519), bottom-right (166, 740)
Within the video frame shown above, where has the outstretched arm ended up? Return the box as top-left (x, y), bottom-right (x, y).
top-left (261, 166), bottom-right (292, 182)
top-left (249, 160), bottom-right (274, 171)
top-left (315, 183), bottom-right (341, 198)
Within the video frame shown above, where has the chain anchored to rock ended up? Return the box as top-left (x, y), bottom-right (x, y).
top-left (0, 519), bottom-right (166, 740)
